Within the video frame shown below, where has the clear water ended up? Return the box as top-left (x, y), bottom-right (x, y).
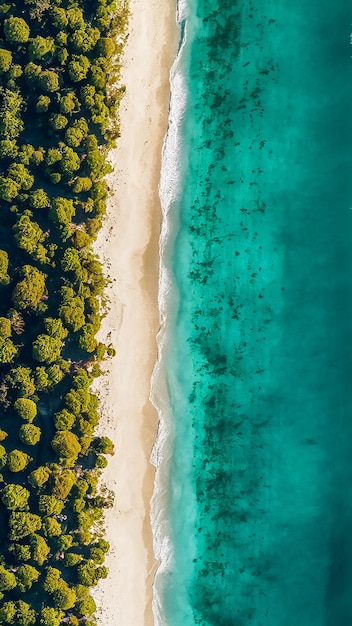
top-left (152, 0), bottom-right (352, 624)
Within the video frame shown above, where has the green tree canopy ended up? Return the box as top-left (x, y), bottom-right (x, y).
top-left (32, 334), bottom-right (62, 364)
top-left (9, 512), bottom-right (41, 539)
top-left (12, 265), bottom-right (46, 312)
top-left (39, 495), bottom-right (64, 517)
top-left (29, 188), bottom-right (49, 209)
top-left (39, 70), bottom-right (60, 93)
top-left (0, 49), bottom-right (12, 73)
top-left (0, 89), bottom-right (24, 140)
top-left (7, 449), bottom-right (31, 473)
top-left (1, 484), bottom-right (30, 511)
top-left (0, 317), bottom-right (11, 339)
top-left (28, 36), bottom-right (55, 61)
top-left (4, 17), bottom-right (30, 44)
top-left (54, 409), bottom-right (76, 430)
top-left (8, 367), bottom-right (35, 397)
top-left (7, 163), bottom-right (34, 190)
top-left (14, 398), bottom-right (37, 422)
top-left (30, 534), bottom-right (50, 566)
top-left (39, 607), bottom-right (63, 626)
top-left (68, 55), bottom-right (90, 82)
top-left (0, 250), bottom-right (10, 285)
top-left (0, 338), bottom-right (17, 363)
top-left (28, 465), bottom-right (50, 488)
top-left (0, 565), bottom-right (19, 592)
top-left (16, 564), bottom-right (39, 593)
top-left (19, 423), bottom-right (41, 446)
top-left (50, 468), bottom-right (76, 499)
top-left (51, 430), bottom-right (81, 460)
top-left (0, 176), bottom-right (19, 201)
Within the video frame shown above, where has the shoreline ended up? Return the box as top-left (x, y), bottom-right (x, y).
top-left (92, 1), bottom-right (178, 625)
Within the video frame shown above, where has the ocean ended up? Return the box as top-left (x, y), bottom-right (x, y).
top-left (151, 0), bottom-right (352, 624)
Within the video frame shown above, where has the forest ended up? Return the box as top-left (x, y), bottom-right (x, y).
top-left (0, 0), bottom-right (128, 624)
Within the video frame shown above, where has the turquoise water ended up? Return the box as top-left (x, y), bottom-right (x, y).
top-left (152, 0), bottom-right (352, 624)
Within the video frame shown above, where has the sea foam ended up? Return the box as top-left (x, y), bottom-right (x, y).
top-left (149, 3), bottom-right (188, 625)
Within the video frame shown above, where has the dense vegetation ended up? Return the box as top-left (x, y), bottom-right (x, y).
top-left (0, 0), bottom-right (128, 623)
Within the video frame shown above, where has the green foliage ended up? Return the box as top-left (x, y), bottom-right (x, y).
top-left (61, 247), bottom-right (81, 273)
top-left (71, 27), bottom-right (100, 53)
top-left (7, 163), bottom-right (34, 190)
top-left (0, 338), bottom-right (17, 363)
top-left (9, 512), bottom-right (41, 539)
top-left (59, 287), bottom-right (85, 331)
top-left (57, 534), bottom-right (73, 551)
top-left (50, 7), bottom-right (68, 29)
top-left (0, 89), bottom-right (24, 140)
top-left (51, 430), bottom-right (81, 460)
top-left (36, 94), bottom-right (50, 112)
top-left (19, 423), bottom-right (41, 446)
top-left (8, 367), bottom-right (35, 397)
top-left (78, 595), bottom-right (96, 617)
top-left (39, 495), bottom-right (64, 517)
top-left (30, 534), bottom-right (50, 566)
top-left (13, 214), bottom-right (49, 263)
top-left (28, 36), bottom-right (55, 61)
top-left (0, 251), bottom-right (9, 285)
top-left (14, 398), bottom-right (37, 422)
top-left (49, 113), bottom-right (68, 131)
top-left (29, 188), bottom-right (49, 209)
top-left (43, 517), bottom-right (62, 537)
top-left (0, 318), bottom-right (11, 339)
top-left (39, 70), bottom-right (60, 93)
top-left (0, 49), bottom-right (12, 73)
top-left (97, 436), bottom-right (115, 455)
top-left (28, 465), bottom-right (50, 488)
top-left (39, 607), bottom-right (63, 626)
top-left (0, 600), bottom-right (36, 626)
top-left (1, 484), bottom-right (30, 511)
top-left (7, 449), bottom-right (31, 473)
top-left (16, 564), bottom-right (39, 593)
top-left (33, 334), bottom-right (62, 364)
top-left (12, 265), bottom-right (46, 312)
top-left (60, 92), bottom-right (79, 115)
top-left (0, 565), bottom-right (16, 592)
top-left (68, 55), bottom-right (90, 82)
top-left (3, 17), bottom-right (30, 44)
top-left (0, 445), bottom-right (7, 470)
top-left (63, 552), bottom-right (82, 567)
top-left (0, 176), bottom-right (19, 201)
top-left (54, 409), bottom-right (76, 430)
top-left (51, 469), bottom-right (76, 499)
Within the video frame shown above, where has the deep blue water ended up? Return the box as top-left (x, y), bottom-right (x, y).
top-left (152, 1), bottom-right (352, 624)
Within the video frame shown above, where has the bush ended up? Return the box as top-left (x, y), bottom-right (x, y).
top-left (33, 334), bottom-right (62, 363)
top-left (39, 495), bottom-right (64, 517)
top-left (19, 424), bottom-right (41, 446)
top-left (51, 431), bottom-right (81, 459)
top-left (7, 450), bottom-right (31, 473)
top-left (4, 17), bottom-right (30, 44)
top-left (1, 484), bottom-right (30, 511)
top-left (28, 466), bottom-right (50, 488)
top-left (14, 398), bottom-right (37, 422)
top-left (0, 49), bottom-right (12, 73)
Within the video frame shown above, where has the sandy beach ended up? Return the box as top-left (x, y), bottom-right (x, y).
top-left (92, 1), bottom-right (178, 625)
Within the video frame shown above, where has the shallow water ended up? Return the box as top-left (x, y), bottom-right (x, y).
top-left (152, 1), bottom-right (352, 624)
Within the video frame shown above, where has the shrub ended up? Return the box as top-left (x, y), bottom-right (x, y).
top-left (4, 17), bottom-right (30, 44)
top-left (28, 466), bottom-right (50, 488)
top-left (1, 484), bottom-right (30, 511)
top-left (51, 431), bottom-right (81, 459)
top-left (14, 398), bottom-right (37, 422)
top-left (7, 450), bottom-right (31, 473)
top-left (33, 334), bottom-right (62, 363)
top-left (19, 424), bottom-right (41, 446)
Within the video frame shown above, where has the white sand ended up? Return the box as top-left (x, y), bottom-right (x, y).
top-left (92, 1), bottom-right (178, 625)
